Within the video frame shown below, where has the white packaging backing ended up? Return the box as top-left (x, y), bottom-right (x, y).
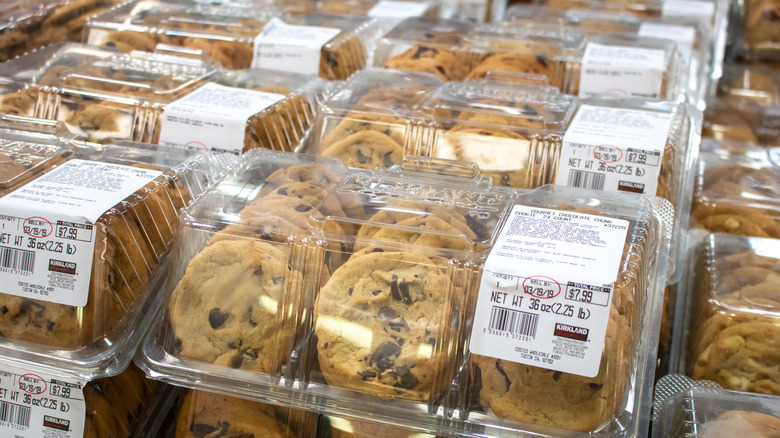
top-left (158, 83), bottom-right (285, 154)
top-left (0, 361), bottom-right (86, 438)
top-left (579, 43), bottom-right (666, 99)
top-left (252, 18), bottom-right (341, 76)
top-left (554, 104), bottom-right (672, 196)
top-left (368, 1), bottom-right (431, 18)
top-left (469, 205), bottom-right (629, 378)
top-left (0, 160), bottom-right (162, 307)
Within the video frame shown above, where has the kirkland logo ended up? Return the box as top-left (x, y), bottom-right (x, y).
top-left (43, 415), bottom-right (70, 431)
top-left (553, 323), bottom-right (589, 342)
top-left (617, 181), bottom-right (645, 194)
top-left (48, 259), bottom-right (76, 275)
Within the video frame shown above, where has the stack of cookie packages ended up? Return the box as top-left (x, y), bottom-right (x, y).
top-left (0, 118), bottom-right (221, 376)
top-left (672, 233), bottom-right (780, 396)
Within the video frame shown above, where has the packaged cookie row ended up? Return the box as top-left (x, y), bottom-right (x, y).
top-left (0, 0), bottom-right (120, 63)
top-left (171, 389), bottom-right (434, 438)
top-left (0, 116), bottom-right (220, 379)
top-left (702, 98), bottom-right (780, 145)
top-left (373, 16), bottom-right (689, 104)
top-left (311, 68), bottom-right (697, 278)
top-left (653, 375), bottom-right (780, 436)
top-left (85, 2), bottom-right (384, 79)
top-left (718, 63), bottom-right (780, 106)
top-left (672, 232), bottom-right (780, 396)
top-left (137, 148), bottom-right (672, 437)
top-left (0, 359), bottom-right (176, 438)
top-left (691, 140), bottom-right (780, 239)
top-left (0, 42), bottom-right (326, 153)
top-left (502, 4), bottom-right (713, 109)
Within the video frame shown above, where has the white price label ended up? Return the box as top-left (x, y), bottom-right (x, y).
top-left (554, 105), bottom-right (673, 196)
top-left (662, 0), bottom-right (715, 20)
top-left (252, 18), bottom-right (341, 75)
top-left (0, 362), bottom-right (86, 438)
top-left (0, 160), bottom-right (162, 306)
top-left (158, 83), bottom-right (284, 154)
top-left (579, 43), bottom-right (666, 99)
top-left (368, 1), bottom-right (431, 18)
top-left (769, 147), bottom-right (780, 166)
top-left (469, 205), bottom-right (629, 377)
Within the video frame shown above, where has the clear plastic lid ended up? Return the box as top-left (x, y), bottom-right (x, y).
top-left (324, 415), bottom-right (436, 437)
top-left (0, 43), bottom-right (326, 153)
top-left (85, 0), bottom-right (283, 70)
top-left (174, 389), bottom-right (318, 437)
top-left (0, 116), bottom-right (221, 380)
top-left (373, 17), bottom-right (478, 81)
top-left (691, 141), bottom-right (780, 238)
top-left (676, 233), bottom-right (780, 395)
top-left (654, 385), bottom-right (780, 436)
top-left (0, 0), bottom-right (119, 63)
top-left (138, 149), bottom-right (672, 437)
top-left (718, 64), bottom-right (780, 106)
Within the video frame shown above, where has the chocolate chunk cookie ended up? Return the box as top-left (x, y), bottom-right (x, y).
top-left (315, 251), bottom-right (453, 401)
top-left (320, 130), bottom-right (404, 170)
top-left (169, 239), bottom-right (300, 372)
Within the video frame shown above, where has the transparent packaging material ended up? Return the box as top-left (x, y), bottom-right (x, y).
top-left (0, 116), bottom-right (220, 379)
top-left (740, 0), bottom-right (780, 60)
top-left (139, 149), bottom-right (671, 437)
top-left (702, 98), bottom-right (774, 145)
top-left (654, 385), bottom-right (780, 436)
top-left (466, 23), bottom-right (687, 103)
top-left (318, 0), bottom-right (441, 32)
top-left (373, 17), bottom-right (478, 81)
top-left (501, 6), bottom-right (712, 109)
top-left (0, 43), bottom-right (325, 152)
top-left (86, 5), bottom-right (381, 79)
top-left (0, 0), bottom-right (119, 63)
top-left (174, 389), bottom-right (319, 437)
top-left (674, 233), bottom-right (780, 395)
top-left (323, 415), bottom-right (436, 437)
top-left (718, 64), bottom-right (780, 106)
top-left (690, 140), bottom-right (780, 238)
top-left (311, 71), bottom-right (696, 278)
top-left (84, 0), bottom-right (283, 70)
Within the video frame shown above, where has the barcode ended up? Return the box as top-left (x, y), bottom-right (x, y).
top-left (0, 246), bottom-right (34, 273)
top-left (0, 401), bottom-right (31, 429)
top-left (489, 306), bottom-right (538, 339)
top-left (567, 170), bottom-right (606, 191)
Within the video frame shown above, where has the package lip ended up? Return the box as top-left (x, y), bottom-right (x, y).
top-left (0, 119), bottom-right (222, 381)
top-left (669, 232), bottom-right (780, 376)
top-left (137, 140), bottom-right (671, 438)
top-left (653, 381), bottom-right (780, 436)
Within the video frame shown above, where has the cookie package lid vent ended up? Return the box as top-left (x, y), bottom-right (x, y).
top-left (652, 374), bottom-right (722, 422)
top-left (391, 155), bottom-right (493, 188)
top-left (97, 51), bottom-right (217, 81)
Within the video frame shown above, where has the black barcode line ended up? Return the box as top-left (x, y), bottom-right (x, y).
top-left (0, 246), bottom-right (35, 273)
top-left (489, 306), bottom-right (538, 339)
top-left (567, 170), bottom-right (606, 190)
top-left (0, 401), bottom-right (31, 429)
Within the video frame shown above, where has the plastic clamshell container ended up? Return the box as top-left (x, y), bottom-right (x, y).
top-left (323, 415), bottom-right (437, 437)
top-left (0, 43), bottom-right (326, 153)
top-left (501, 6), bottom-right (712, 109)
top-left (318, 0), bottom-right (441, 29)
top-left (674, 233), bottom-right (780, 395)
top-left (690, 140), bottom-right (780, 239)
top-left (84, 0), bottom-right (284, 70)
top-left (173, 389), bottom-right (319, 437)
top-left (0, 116), bottom-right (221, 380)
top-left (718, 64), bottom-right (780, 106)
top-left (701, 98), bottom-right (777, 145)
top-left (373, 17), bottom-right (478, 81)
top-left (653, 385), bottom-right (780, 436)
top-left (138, 149), bottom-right (672, 437)
top-left (0, 0), bottom-right (119, 63)
top-left (460, 185), bottom-right (669, 435)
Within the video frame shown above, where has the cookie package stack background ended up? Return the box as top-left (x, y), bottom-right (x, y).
top-left (2, 0), bottom-right (779, 436)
